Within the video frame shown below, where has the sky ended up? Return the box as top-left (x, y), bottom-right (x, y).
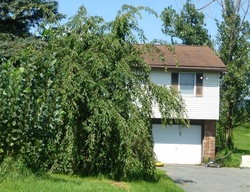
top-left (57, 0), bottom-right (224, 43)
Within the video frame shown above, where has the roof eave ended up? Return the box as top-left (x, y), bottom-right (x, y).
top-left (150, 65), bottom-right (227, 72)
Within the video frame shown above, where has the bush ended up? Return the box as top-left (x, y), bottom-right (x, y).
top-left (215, 148), bottom-right (232, 166)
top-left (0, 156), bottom-right (32, 181)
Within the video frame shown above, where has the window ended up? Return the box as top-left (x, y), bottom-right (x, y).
top-left (180, 73), bottom-right (195, 94)
top-left (171, 72), bottom-right (203, 96)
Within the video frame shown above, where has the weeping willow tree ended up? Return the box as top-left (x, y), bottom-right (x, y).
top-left (0, 5), bottom-right (187, 181)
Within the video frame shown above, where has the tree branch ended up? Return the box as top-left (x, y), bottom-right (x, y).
top-left (197, 0), bottom-right (216, 10)
top-left (241, 0), bottom-right (250, 27)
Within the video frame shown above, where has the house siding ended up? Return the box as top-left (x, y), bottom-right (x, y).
top-left (150, 70), bottom-right (220, 120)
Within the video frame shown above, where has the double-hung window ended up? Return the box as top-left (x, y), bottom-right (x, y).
top-left (180, 73), bottom-right (195, 94)
top-left (171, 72), bottom-right (203, 97)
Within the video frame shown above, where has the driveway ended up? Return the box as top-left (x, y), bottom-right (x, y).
top-left (159, 164), bottom-right (250, 192)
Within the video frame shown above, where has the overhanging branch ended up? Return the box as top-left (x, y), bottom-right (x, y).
top-left (197, 0), bottom-right (216, 10)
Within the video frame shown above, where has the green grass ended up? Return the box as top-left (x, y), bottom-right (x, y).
top-left (225, 124), bottom-right (250, 167)
top-left (0, 169), bottom-right (184, 192)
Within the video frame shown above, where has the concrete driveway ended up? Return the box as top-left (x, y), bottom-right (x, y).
top-left (159, 164), bottom-right (250, 192)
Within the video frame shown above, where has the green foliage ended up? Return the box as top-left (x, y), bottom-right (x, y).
top-left (0, 44), bottom-right (64, 171)
top-left (216, 122), bottom-right (228, 150)
top-left (0, 5), bottom-right (187, 181)
top-left (0, 0), bottom-right (65, 60)
top-left (217, 0), bottom-right (250, 149)
top-left (0, 156), bottom-right (32, 181)
top-left (215, 148), bottom-right (232, 166)
top-left (161, 0), bottom-right (212, 46)
top-left (0, 0), bottom-right (64, 36)
top-left (217, 125), bottom-right (250, 167)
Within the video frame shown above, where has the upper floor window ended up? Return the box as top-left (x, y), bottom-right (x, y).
top-left (180, 73), bottom-right (195, 94)
top-left (171, 72), bottom-right (203, 97)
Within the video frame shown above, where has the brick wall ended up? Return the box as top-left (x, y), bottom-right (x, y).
top-left (202, 120), bottom-right (216, 161)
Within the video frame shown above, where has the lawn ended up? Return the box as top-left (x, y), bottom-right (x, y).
top-left (225, 124), bottom-right (250, 167)
top-left (0, 169), bottom-right (184, 192)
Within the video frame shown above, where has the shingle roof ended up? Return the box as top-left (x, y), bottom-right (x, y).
top-left (142, 45), bottom-right (227, 72)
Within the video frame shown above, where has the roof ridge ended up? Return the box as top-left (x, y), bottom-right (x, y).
top-left (136, 44), bottom-right (210, 48)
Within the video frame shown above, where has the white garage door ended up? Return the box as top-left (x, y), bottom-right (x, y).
top-left (153, 124), bottom-right (202, 164)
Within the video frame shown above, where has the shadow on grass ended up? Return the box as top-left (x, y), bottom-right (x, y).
top-left (39, 173), bottom-right (84, 186)
top-left (232, 148), bottom-right (250, 155)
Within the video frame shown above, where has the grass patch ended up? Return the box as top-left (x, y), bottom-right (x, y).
top-left (130, 169), bottom-right (184, 192)
top-left (0, 169), bottom-right (184, 192)
top-left (224, 124), bottom-right (250, 167)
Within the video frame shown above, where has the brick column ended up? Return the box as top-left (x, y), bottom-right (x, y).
top-left (202, 120), bottom-right (216, 161)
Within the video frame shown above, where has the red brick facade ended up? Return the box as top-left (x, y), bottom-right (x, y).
top-left (202, 120), bottom-right (216, 161)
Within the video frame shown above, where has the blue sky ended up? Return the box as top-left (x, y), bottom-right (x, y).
top-left (58, 0), bottom-right (222, 43)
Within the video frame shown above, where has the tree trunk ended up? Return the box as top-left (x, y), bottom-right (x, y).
top-left (225, 101), bottom-right (234, 149)
top-left (225, 127), bottom-right (233, 149)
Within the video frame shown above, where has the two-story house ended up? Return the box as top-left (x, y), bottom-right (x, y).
top-left (145, 45), bottom-right (227, 164)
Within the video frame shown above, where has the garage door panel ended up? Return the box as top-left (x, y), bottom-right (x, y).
top-left (153, 124), bottom-right (202, 164)
top-left (153, 125), bottom-right (201, 144)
